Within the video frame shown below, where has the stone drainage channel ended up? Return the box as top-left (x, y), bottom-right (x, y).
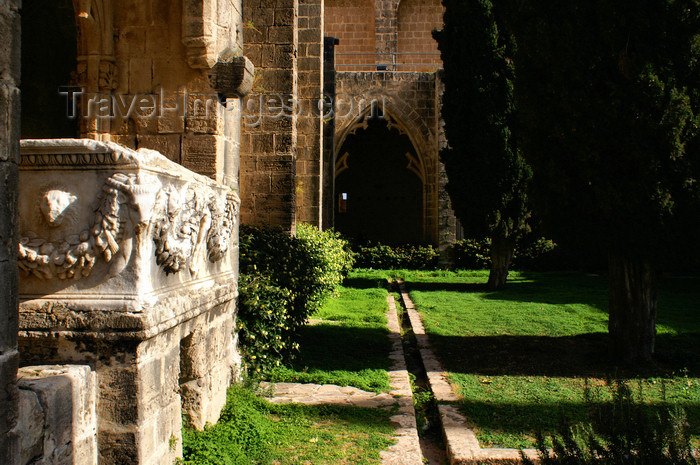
top-left (262, 279), bottom-right (540, 464)
top-left (394, 279), bottom-right (540, 465)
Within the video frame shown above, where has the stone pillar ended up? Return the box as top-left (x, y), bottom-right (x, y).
top-left (374, 0), bottom-right (400, 69)
top-left (0, 0), bottom-right (21, 463)
top-left (295, 0), bottom-right (324, 227)
top-left (322, 36), bottom-right (338, 230)
top-left (240, 0), bottom-right (298, 231)
top-left (17, 140), bottom-right (241, 465)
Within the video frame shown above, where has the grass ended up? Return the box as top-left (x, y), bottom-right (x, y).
top-left (398, 270), bottom-right (700, 449)
top-left (180, 384), bottom-right (396, 465)
top-left (265, 270), bottom-right (394, 393)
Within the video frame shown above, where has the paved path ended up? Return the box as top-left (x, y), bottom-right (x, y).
top-left (396, 280), bottom-right (539, 464)
top-left (260, 294), bottom-right (423, 465)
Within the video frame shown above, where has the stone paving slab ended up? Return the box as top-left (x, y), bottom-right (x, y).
top-left (397, 280), bottom-right (540, 464)
top-left (259, 293), bottom-right (424, 465)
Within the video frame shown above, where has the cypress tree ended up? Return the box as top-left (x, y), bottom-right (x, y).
top-left (434, 0), bottom-right (531, 290)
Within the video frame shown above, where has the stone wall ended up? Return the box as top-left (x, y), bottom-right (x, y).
top-left (16, 366), bottom-right (97, 465)
top-left (324, 0), bottom-right (443, 71)
top-left (0, 0), bottom-right (20, 463)
top-left (65, 0), bottom-right (250, 186)
top-left (397, 0), bottom-right (443, 71)
top-left (240, 0), bottom-right (298, 230)
top-left (325, 0), bottom-right (376, 71)
top-left (295, 0), bottom-right (324, 227)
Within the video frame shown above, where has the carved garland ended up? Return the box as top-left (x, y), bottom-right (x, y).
top-left (19, 175), bottom-right (239, 280)
top-left (18, 173), bottom-right (147, 280)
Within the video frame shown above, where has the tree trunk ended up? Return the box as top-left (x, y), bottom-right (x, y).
top-left (487, 235), bottom-right (514, 290)
top-left (608, 254), bottom-right (659, 363)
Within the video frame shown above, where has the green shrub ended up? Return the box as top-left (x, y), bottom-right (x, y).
top-left (451, 238), bottom-right (492, 270)
top-left (451, 237), bottom-right (557, 270)
top-left (237, 224), bottom-right (353, 373)
top-left (523, 381), bottom-right (698, 465)
top-left (353, 243), bottom-right (440, 269)
top-left (295, 223), bottom-right (355, 319)
top-left (236, 274), bottom-right (293, 374)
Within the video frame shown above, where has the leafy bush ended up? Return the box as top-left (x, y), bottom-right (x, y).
top-left (451, 238), bottom-right (492, 270)
top-left (523, 381), bottom-right (698, 465)
top-left (236, 274), bottom-right (292, 374)
top-left (295, 223), bottom-right (355, 317)
top-left (451, 237), bottom-right (557, 270)
top-left (352, 243), bottom-right (440, 269)
top-left (237, 224), bottom-right (353, 373)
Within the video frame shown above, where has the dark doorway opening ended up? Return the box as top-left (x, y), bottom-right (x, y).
top-left (21, 0), bottom-right (78, 139)
top-left (334, 114), bottom-right (424, 245)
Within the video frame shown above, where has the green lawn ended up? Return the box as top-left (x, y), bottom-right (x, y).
top-left (399, 270), bottom-right (700, 449)
top-left (180, 385), bottom-right (395, 465)
top-left (266, 270), bottom-right (394, 393)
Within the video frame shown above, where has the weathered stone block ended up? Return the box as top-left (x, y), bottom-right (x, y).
top-left (208, 57), bottom-right (255, 98)
top-left (137, 135), bottom-right (182, 163)
top-left (17, 365), bottom-right (98, 465)
top-left (0, 83), bottom-right (21, 163)
top-left (268, 26), bottom-right (294, 44)
top-left (0, 6), bottom-right (21, 87)
top-left (16, 388), bottom-right (43, 465)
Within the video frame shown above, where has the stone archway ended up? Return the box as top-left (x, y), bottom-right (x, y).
top-left (334, 92), bottom-right (439, 245)
top-left (334, 105), bottom-right (430, 245)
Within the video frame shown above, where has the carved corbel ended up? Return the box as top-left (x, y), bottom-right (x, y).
top-left (208, 57), bottom-right (255, 98)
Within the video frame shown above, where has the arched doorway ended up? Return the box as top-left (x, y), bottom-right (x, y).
top-left (334, 111), bottom-right (425, 245)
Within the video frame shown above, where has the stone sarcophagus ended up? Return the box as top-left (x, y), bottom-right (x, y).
top-left (17, 139), bottom-right (241, 465)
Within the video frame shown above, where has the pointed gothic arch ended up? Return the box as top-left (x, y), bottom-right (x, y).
top-left (333, 95), bottom-right (439, 245)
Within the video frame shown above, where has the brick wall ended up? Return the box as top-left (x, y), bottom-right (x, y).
top-left (0, 0), bottom-right (20, 462)
top-left (397, 0), bottom-right (443, 71)
top-left (325, 0), bottom-right (376, 71)
top-left (240, 0), bottom-right (298, 230)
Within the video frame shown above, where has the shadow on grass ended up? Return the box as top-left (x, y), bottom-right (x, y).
top-left (342, 276), bottom-right (390, 290)
top-left (457, 399), bottom-right (700, 446)
top-left (292, 324), bottom-right (392, 373)
top-left (405, 273), bottom-right (699, 338)
top-left (428, 333), bottom-right (700, 378)
top-left (404, 282), bottom-right (489, 293)
top-left (406, 273), bottom-right (608, 310)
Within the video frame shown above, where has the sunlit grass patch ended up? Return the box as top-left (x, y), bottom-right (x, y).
top-left (180, 385), bottom-right (395, 465)
top-left (266, 270), bottom-right (394, 392)
top-left (400, 270), bottom-right (700, 449)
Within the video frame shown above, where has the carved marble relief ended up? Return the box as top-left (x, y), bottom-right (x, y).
top-left (19, 174), bottom-right (160, 280)
top-left (19, 174), bottom-right (239, 280)
top-left (152, 184), bottom-right (239, 275)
